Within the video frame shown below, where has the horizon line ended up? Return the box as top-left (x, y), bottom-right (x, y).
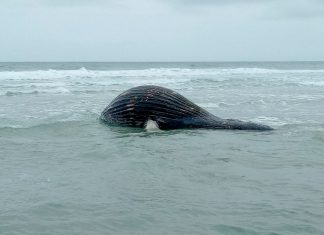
top-left (1, 60), bottom-right (324, 63)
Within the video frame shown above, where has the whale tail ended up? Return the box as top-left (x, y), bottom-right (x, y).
top-left (212, 118), bottom-right (273, 131)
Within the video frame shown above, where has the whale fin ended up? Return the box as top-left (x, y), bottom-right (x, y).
top-left (145, 119), bottom-right (160, 131)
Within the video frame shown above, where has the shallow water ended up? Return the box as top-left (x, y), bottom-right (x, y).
top-left (1, 62), bottom-right (324, 235)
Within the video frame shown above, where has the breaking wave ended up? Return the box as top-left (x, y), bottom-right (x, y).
top-left (1, 67), bottom-right (324, 96)
top-left (1, 67), bottom-right (324, 81)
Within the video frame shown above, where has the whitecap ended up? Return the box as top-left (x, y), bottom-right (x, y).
top-left (299, 81), bottom-right (324, 86)
top-left (251, 116), bottom-right (289, 126)
top-left (1, 67), bottom-right (324, 82)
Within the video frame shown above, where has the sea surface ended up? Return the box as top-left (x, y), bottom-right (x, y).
top-left (0, 62), bottom-right (324, 235)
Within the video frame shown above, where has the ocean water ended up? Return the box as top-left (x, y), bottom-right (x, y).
top-left (0, 62), bottom-right (324, 235)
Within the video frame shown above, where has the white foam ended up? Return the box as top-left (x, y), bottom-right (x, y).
top-left (198, 102), bottom-right (222, 108)
top-left (1, 67), bottom-right (324, 96)
top-left (299, 81), bottom-right (324, 86)
top-left (251, 116), bottom-right (305, 126)
top-left (1, 67), bottom-right (324, 81)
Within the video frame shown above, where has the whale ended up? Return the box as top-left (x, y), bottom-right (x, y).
top-left (100, 85), bottom-right (273, 131)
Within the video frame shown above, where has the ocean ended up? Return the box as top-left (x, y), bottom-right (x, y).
top-left (0, 62), bottom-right (323, 235)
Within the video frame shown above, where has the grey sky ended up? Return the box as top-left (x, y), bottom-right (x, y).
top-left (1, 0), bottom-right (323, 61)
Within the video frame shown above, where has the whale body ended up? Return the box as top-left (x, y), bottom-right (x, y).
top-left (100, 85), bottom-right (273, 131)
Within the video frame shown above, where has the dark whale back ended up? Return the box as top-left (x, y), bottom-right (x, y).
top-left (101, 85), bottom-right (273, 131)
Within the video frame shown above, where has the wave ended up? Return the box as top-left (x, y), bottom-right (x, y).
top-left (1, 67), bottom-right (324, 81)
top-left (249, 116), bottom-right (320, 126)
top-left (251, 116), bottom-right (291, 126)
top-left (299, 81), bottom-right (324, 86)
top-left (1, 67), bottom-right (324, 96)
top-left (4, 87), bottom-right (70, 96)
top-left (0, 119), bottom-right (93, 131)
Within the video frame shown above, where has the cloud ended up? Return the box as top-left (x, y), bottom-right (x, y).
top-left (162, 0), bottom-right (324, 19)
top-left (272, 0), bottom-right (324, 19)
top-left (163, 0), bottom-right (272, 6)
top-left (41, 0), bottom-right (113, 7)
top-left (1, 0), bottom-right (323, 61)
top-left (2, 0), bottom-right (113, 7)
top-left (4, 0), bottom-right (324, 19)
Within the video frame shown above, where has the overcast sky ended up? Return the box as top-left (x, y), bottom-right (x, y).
top-left (1, 0), bottom-right (323, 61)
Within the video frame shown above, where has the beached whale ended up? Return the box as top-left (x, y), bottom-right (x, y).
top-left (100, 85), bottom-right (273, 131)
